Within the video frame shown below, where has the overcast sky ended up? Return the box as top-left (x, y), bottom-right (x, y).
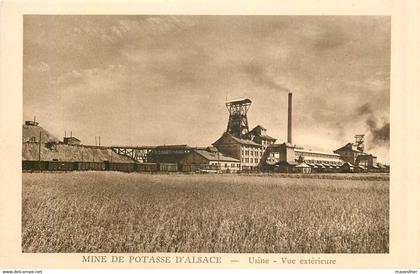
top-left (23, 15), bottom-right (390, 162)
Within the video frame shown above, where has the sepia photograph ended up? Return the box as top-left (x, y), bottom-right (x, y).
top-left (21, 15), bottom-right (391, 254)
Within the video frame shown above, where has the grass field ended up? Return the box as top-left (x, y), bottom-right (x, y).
top-left (22, 172), bottom-right (389, 253)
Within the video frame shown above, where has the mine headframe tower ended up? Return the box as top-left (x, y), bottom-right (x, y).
top-left (355, 134), bottom-right (365, 152)
top-left (225, 98), bottom-right (252, 139)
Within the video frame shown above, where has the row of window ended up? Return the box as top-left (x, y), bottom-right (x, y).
top-left (210, 162), bottom-right (240, 168)
top-left (242, 150), bottom-right (262, 157)
top-left (242, 158), bottom-right (259, 164)
top-left (304, 160), bottom-right (341, 165)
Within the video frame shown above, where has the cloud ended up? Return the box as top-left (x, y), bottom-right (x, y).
top-left (241, 62), bottom-right (290, 92)
top-left (365, 118), bottom-right (390, 149)
top-left (354, 103), bottom-right (390, 150)
top-left (23, 15), bottom-right (391, 162)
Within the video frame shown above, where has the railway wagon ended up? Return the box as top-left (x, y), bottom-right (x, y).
top-left (136, 163), bottom-right (158, 172)
top-left (47, 161), bottom-right (74, 171)
top-left (74, 161), bottom-right (106, 171)
top-left (106, 162), bottom-right (136, 172)
top-left (159, 163), bottom-right (178, 172)
top-left (22, 160), bottom-right (48, 171)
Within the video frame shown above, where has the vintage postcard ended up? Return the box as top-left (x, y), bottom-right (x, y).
top-left (0, 0), bottom-right (419, 271)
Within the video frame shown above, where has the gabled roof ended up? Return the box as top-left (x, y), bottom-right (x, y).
top-left (295, 148), bottom-right (340, 157)
top-left (194, 150), bottom-right (239, 162)
top-left (334, 143), bottom-right (363, 153)
top-left (258, 135), bottom-right (277, 141)
top-left (213, 133), bottom-right (261, 147)
top-left (249, 125), bottom-right (276, 141)
top-left (229, 135), bottom-right (261, 146)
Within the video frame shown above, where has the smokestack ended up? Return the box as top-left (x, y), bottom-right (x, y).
top-left (287, 92), bottom-right (292, 144)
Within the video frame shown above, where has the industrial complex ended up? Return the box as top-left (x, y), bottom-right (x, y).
top-left (22, 93), bottom-right (389, 173)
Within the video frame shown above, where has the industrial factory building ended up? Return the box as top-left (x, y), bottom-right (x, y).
top-left (180, 147), bottom-right (240, 172)
top-left (22, 92), bottom-right (389, 173)
top-left (260, 142), bottom-right (343, 173)
top-left (212, 93), bottom-right (348, 173)
top-left (212, 98), bottom-right (276, 171)
top-left (213, 133), bottom-right (263, 170)
top-left (212, 92), bottom-right (388, 173)
top-left (333, 136), bottom-right (387, 171)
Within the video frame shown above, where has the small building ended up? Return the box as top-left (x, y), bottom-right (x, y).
top-left (63, 136), bottom-right (81, 145)
top-left (180, 148), bottom-right (240, 172)
top-left (356, 154), bottom-right (377, 169)
top-left (247, 125), bottom-right (277, 151)
top-left (334, 143), bottom-right (364, 165)
top-left (213, 132), bottom-right (263, 171)
top-left (293, 162), bottom-right (312, 173)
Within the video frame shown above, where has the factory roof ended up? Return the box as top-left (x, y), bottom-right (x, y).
top-left (194, 150), bottom-right (240, 162)
top-left (295, 148), bottom-right (340, 157)
top-left (258, 134), bottom-right (276, 140)
top-left (213, 133), bottom-right (262, 147)
top-left (334, 143), bottom-right (363, 153)
top-left (229, 135), bottom-right (261, 146)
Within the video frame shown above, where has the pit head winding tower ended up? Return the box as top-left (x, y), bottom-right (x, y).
top-left (225, 98), bottom-right (252, 139)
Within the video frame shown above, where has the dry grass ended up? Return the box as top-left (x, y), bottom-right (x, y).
top-left (22, 172), bottom-right (389, 253)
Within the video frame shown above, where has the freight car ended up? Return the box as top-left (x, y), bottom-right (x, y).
top-left (105, 162), bottom-right (136, 172)
top-left (136, 163), bottom-right (158, 172)
top-left (22, 160), bottom-right (48, 171)
top-left (74, 161), bottom-right (106, 171)
top-left (159, 163), bottom-right (178, 172)
top-left (46, 160), bottom-right (74, 171)
top-left (22, 160), bottom-right (177, 173)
